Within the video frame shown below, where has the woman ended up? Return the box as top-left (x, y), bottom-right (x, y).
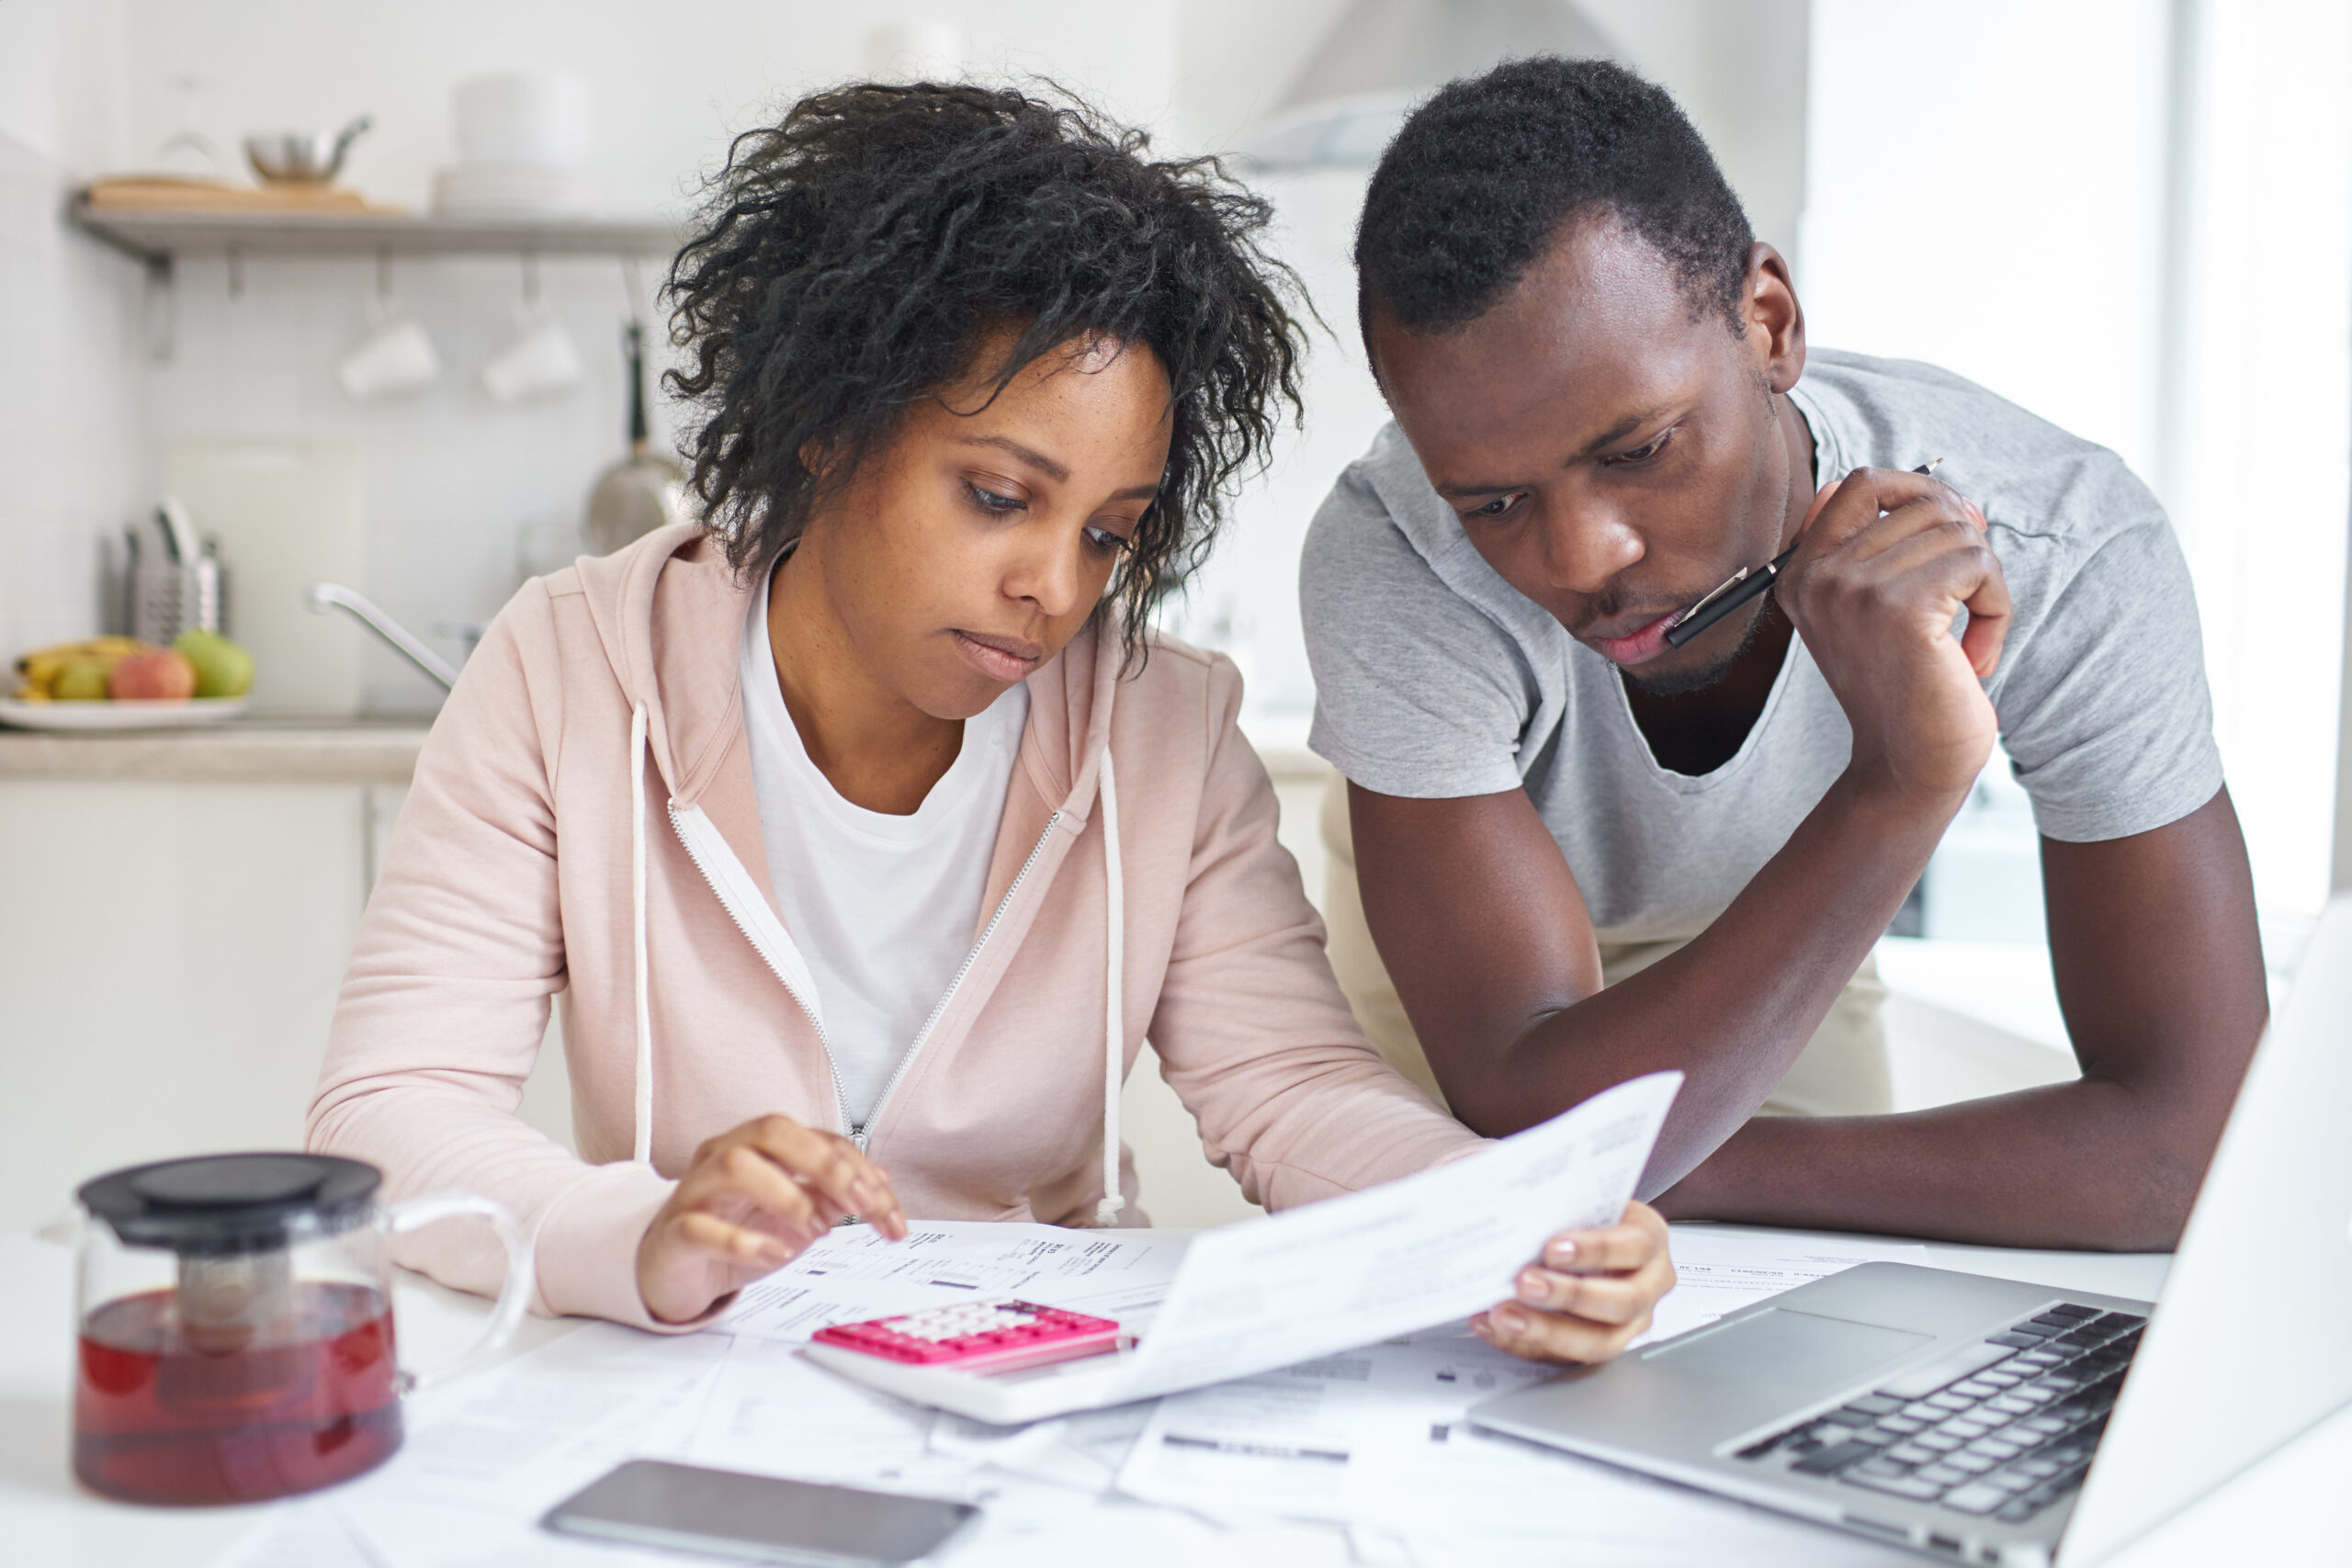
top-left (310, 83), bottom-right (1671, 1358)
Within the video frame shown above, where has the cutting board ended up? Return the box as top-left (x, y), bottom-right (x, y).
top-left (83, 177), bottom-right (401, 214)
top-left (162, 439), bottom-right (366, 717)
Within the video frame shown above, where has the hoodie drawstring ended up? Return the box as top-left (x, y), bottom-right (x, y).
top-left (629, 703), bottom-right (654, 1167)
top-left (1095, 749), bottom-right (1125, 1225)
top-left (626, 695), bottom-right (1127, 1224)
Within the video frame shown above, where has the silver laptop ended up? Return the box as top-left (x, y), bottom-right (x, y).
top-left (1472, 894), bottom-right (2352, 1567)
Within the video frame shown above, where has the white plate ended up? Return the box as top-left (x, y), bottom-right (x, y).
top-left (0, 696), bottom-right (250, 732)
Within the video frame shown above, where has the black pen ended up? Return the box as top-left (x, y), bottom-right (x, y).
top-left (1662, 459), bottom-right (1944, 649)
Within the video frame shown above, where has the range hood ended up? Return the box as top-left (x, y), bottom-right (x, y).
top-left (1238, 0), bottom-right (1616, 169)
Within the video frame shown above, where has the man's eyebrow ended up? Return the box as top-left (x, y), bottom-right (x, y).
top-left (1430, 405), bottom-right (1678, 498)
top-left (959, 434), bottom-right (1069, 483)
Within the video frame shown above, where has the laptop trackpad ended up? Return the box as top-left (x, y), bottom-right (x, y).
top-left (1648, 1308), bottom-right (1932, 1386)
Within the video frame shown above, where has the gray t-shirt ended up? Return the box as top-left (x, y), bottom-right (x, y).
top-left (1301, 348), bottom-right (2224, 944)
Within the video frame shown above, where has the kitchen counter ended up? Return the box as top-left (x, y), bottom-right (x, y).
top-left (0, 717), bottom-right (431, 784)
top-left (0, 714), bottom-right (1327, 788)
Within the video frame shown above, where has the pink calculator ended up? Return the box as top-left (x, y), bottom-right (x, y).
top-left (812, 1300), bottom-right (1125, 1373)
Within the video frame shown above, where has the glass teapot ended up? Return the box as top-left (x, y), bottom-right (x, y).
top-left (73, 1152), bottom-right (531, 1506)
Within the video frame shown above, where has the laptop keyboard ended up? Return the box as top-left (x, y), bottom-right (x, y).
top-left (1735, 1303), bottom-right (2146, 1526)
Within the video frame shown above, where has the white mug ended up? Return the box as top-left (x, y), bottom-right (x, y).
top-left (338, 302), bottom-right (441, 402)
top-left (454, 71), bottom-right (593, 167)
top-left (481, 306), bottom-right (584, 403)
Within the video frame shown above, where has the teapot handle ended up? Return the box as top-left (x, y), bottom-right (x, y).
top-left (380, 1191), bottom-right (535, 1394)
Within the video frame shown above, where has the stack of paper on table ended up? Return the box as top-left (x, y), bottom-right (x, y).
top-left (1115, 1226), bottom-right (1931, 1567)
top-left (205, 1058), bottom-right (1941, 1566)
top-left (209, 1220), bottom-right (1929, 1568)
top-left (798, 1070), bottom-right (1684, 1422)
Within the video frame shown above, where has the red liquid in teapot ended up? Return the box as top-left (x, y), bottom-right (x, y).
top-left (74, 1280), bottom-right (401, 1505)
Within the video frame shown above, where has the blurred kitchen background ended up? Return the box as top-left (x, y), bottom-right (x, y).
top-left (3, 0), bottom-right (2347, 1228)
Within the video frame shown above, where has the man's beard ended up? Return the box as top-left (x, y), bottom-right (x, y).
top-left (1620, 592), bottom-right (1780, 696)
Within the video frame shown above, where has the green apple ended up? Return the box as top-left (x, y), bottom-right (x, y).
top-left (172, 629), bottom-right (254, 699)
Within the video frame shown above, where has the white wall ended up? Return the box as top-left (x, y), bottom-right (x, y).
top-left (1804, 0), bottom-right (2352, 923)
top-left (98, 1), bottom-right (1199, 710)
top-left (2164, 0), bottom-right (2352, 922)
top-left (119, 1), bottom-right (1184, 216)
top-left (1172, 2), bottom-right (1814, 716)
top-left (5, 0), bottom-right (1815, 716)
top-left (1803, 0), bottom-right (2171, 479)
top-left (0, 0), bottom-right (147, 663)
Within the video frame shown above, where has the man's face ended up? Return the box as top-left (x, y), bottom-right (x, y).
top-left (1368, 218), bottom-right (1801, 692)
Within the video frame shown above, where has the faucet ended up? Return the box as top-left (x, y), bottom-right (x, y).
top-left (304, 582), bottom-right (462, 691)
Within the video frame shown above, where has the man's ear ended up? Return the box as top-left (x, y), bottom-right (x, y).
top-left (1742, 243), bottom-right (1806, 397)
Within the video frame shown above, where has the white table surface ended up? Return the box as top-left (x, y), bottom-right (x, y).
top-left (6, 1225), bottom-right (2346, 1567)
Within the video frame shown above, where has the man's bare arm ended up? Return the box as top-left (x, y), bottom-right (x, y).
top-left (1351, 769), bottom-right (1951, 1190)
top-left (1355, 466), bottom-right (2006, 1191)
top-left (1655, 788), bottom-right (2266, 1249)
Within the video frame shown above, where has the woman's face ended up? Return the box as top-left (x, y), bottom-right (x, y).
top-left (795, 333), bottom-right (1174, 720)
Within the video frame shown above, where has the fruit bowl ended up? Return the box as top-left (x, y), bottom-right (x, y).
top-left (0, 696), bottom-right (250, 732)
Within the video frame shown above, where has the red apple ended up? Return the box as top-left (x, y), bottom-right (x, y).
top-left (109, 648), bottom-right (197, 701)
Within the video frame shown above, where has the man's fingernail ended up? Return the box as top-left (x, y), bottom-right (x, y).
top-left (1546, 1239), bottom-right (1578, 1268)
top-left (1494, 1306), bottom-right (1529, 1334)
top-left (1517, 1268), bottom-right (1549, 1303)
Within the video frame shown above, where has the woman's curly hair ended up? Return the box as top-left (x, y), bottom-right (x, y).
top-left (664, 81), bottom-right (1306, 668)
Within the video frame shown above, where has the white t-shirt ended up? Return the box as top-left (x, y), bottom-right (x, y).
top-left (739, 581), bottom-right (1027, 1128)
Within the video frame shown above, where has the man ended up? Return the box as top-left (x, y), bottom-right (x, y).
top-left (1301, 57), bottom-right (2268, 1249)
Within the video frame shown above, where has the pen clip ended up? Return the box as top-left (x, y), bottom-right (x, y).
top-left (1668, 565), bottom-right (1752, 630)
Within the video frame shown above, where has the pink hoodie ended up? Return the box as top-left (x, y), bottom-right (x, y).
top-left (309, 525), bottom-right (1482, 1329)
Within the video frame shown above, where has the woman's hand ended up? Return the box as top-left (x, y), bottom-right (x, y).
top-left (637, 1115), bottom-right (909, 1325)
top-left (1472, 1200), bottom-right (1674, 1364)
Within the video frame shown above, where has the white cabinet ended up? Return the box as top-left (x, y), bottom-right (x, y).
top-left (0, 776), bottom-right (371, 1227)
top-left (0, 726), bottom-right (1317, 1231)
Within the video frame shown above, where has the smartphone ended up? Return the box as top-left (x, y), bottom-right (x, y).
top-left (542, 1460), bottom-right (978, 1567)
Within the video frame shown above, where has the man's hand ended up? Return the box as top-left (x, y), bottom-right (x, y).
top-left (1780, 468), bottom-right (2010, 807)
top-left (638, 1115), bottom-right (909, 1325)
top-left (1473, 1201), bottom-right (1674, 1364)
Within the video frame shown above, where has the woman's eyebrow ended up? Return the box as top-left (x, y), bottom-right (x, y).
top-left (958, 434), bottom-right (1069, 482)
top-left (960, 434), bottom-right (1158, 502)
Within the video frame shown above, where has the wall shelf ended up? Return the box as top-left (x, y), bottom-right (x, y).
top-left (72, 200), bottom-right (684, 268)
top-left (71, 198), bottom-right (686, 361)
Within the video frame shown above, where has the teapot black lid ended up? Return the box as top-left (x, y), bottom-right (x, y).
top-left (79, 1153), bottom-right (381, 1255)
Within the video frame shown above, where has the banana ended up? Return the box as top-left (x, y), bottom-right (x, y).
top-left (12, 637), bottom-right (153, 698)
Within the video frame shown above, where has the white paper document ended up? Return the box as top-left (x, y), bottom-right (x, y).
top-left (800, 1071), bottom-right (1679, 1422)
top-left (1638, 1224), bottom-right (1933, 1347)
top-left (203, 1211), bottom-right (1929, 1568)
top-left (687, 1333), bottom-right (978, 1494)
top-left (1116, 1226), bottom-right (1935, 1568)
top-left (722, 1222), bottom-right (1188, 1343)
top-left (322, 1322), bottom-right (729, 1568)
top-left (1115, 1322), bottom-right (1894, 1566)
top-left (208, 1499), bottom-right (382, 1568)
top-left (1115, 1067), bottom-right (1679, 1397)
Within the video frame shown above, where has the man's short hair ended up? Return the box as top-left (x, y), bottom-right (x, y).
top-left (1356, 57), bottom-right (1755, 339)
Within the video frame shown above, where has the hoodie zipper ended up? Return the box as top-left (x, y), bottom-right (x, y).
top-left (854, 811), bottom-right (1063, 1150)
top-left (668, 800), bottom-right (1064, 1153)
